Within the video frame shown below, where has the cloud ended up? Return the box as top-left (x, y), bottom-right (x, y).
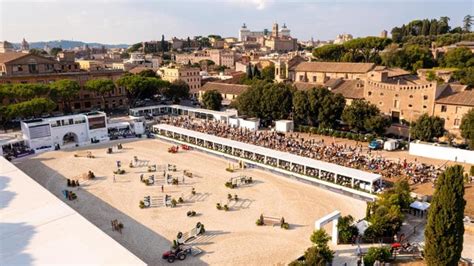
top-left (229, 0), bottom-right (272, 10)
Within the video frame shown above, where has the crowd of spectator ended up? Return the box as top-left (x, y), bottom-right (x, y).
top-left (162, 117), bottom-right (443, 185)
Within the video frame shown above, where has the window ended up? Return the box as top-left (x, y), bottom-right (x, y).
top-left (408, 104), bottom-right (413, 108)
top-left (423, 95), bottom-right (428, 100)
top-left (74, 103), bottom-right (81, 109)
top-left (299, 75), bottom-right (304, 81)
top-left (423, 105), bottom-right (427, 109)
top-left (380, 93), bottom-right (384, 96)
top-left (312, 76), bottom-right (317, 82)
top-left (393, 100), bottom-right (399, 108)
top-left (409, 95), bottom-right (413, 98)
top-left (455, 106), bottom-right (461, 114)
top-left (85, 102), bottom-right (91, 108)
top-left (441, 105), bottom-right (447, 112)
top-left (454, 119), bottom-right (461, 126)
top-left (28, 63), bottom-right (38, 73)
top-left (368, 91), bottom-right (372, 96)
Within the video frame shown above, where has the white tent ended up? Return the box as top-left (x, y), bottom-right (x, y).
top-left (355, 220), bottom-right (371, 235)
top-left (410, 200), bottom-right (430, 211)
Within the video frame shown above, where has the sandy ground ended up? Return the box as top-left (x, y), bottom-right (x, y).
top-left (15, 139), bottom-right (367, 265)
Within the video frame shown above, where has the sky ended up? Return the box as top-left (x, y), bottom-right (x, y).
top-left (0, 0), bottom-right (472, 44)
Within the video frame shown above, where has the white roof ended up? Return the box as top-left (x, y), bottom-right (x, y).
top-left (410, 200), bottom-right (430, 211)
top-left (154, 124), bottom-right (381, 183)
top-left (0, 157), bottom-right (145, 265)
top-left (130, 104), bottom-right (238, 117)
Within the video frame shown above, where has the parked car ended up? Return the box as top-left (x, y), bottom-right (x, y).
top-left (368, 139), bottom-right (383, 150)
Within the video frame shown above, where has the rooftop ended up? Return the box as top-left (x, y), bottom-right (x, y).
top-left (436, 85), bottom-right (474, 107)
top-left (200, 82), bottom-right (249, 95)
top-left (0, 157), bottom-right (145, 265)
top-left (294, 62), bottom-right (375, 73)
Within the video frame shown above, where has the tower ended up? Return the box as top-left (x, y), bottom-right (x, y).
top-left (272, 22), bottom-right (279, 38)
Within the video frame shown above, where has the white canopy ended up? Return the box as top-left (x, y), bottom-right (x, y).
top-left (410, 200), bottom-right (430, 211)
top-left (154, 124), bottom-right (381, 184)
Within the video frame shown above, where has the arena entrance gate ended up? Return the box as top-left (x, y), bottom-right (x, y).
top-left (314, 210), bottom-right (341, 245)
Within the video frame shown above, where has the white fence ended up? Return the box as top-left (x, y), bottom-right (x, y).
top-left (409, 142), bottom-right (474, 164)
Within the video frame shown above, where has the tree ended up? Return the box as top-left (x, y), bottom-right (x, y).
top-left (453, 67), bottom-right (474, 87)
top-left (410, 114), bottom-right (445, 142)
top-left (425, 165), bottom-right (466, 265)
top-left (49, 47), bottom-right (63, 57)
top-left (460, 109), bottom-right (474, 149)
top-left (342, 99), bottom-right (388, 134)
top-left (313, 44), bottom-right (345, 61)
top-left (2, 97), bottom-right (56, 120)
top-left (50, 79), bottom-right (80, 113)
top-left (364, 115), bottom-right (391, 136)
top-left (438, 16), bottom-right (451, 35)
top-left (303, 246), bottom-right (333, 266)
top-left (317, 90), bottom-right (346, 129)
top-left (292, 90), bottom-right (310, 125)
top-left (343, 37), bottom-right (392, 63)
top-left (29, 48), bottom-right (47, 56)
top-left (441, 47), bottom-right (474, 68)
top-left (160, 34), bottom-right (168, 53)
top-left (137, 69), bottom-right (158, 78)
top-left (310, 229), bottom-right (331, 248)
top-left (117, 74), bottom-right (169, 106)
top-left (309, 229), bottom-right (334, 264)
top-left (261, 64), bottom-right (275, 81)
top-left (163, 80), bottom-right (189, 103)
top-left (201, 90), bottom-right (223, 111)
top-left (85, 79), bottom-right (116, 110)
top-left (128, 42), bottom-right (142, 52)
top-left (236, 81), bottom-right (293, 125)
top-left (463, 15), bottom-right (472, 32)
top-left (337, 215), bottom-right (358, 244)
top-left (363, 246), bottom-right (392, 266)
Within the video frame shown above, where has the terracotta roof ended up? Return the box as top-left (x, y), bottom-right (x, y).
top-left (373, 66), bottom-right (411, 77)
top-left (294, 62), bottom-right (375, 73)
top-left (0, 52), bottom-right (29, 63)
top-left (200, 82), bottom-right (249, 95)
top-left (331, 80), bottom-right (365, 99)
top-left (293, 82), bottom-right (321, 90)
top-left (128, 66), bottom-right (156, 74)
top-left (435, 85), bottom-right (474, 107)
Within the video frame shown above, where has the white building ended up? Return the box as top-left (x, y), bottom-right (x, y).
top-left (20, 112), bottom-right (109, 151)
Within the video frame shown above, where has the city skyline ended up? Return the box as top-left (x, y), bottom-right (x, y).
top-left (0, 0), bottom-right (472, 44)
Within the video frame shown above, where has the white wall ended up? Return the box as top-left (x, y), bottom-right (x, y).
top-left (239, 118), bottom-right (259, 131)
top-left (409, 142), bottom-right (474, 164)
top-left (275, 120), bottom-right (294, 133)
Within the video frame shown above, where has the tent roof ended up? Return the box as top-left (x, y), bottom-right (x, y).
top-left (154, 124), bottom-right (381, 183)
top-left (410, 200), bottom-right (430, 211)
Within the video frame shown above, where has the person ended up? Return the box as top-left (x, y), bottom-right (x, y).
top-left (113, 174), bottom-right (116, 183)
top-left (182, 176), bottom-right (185, 184)
top-left (161, 185), bottom-right (164, 192)
top-left (140, 174), bottom-right (144, 182)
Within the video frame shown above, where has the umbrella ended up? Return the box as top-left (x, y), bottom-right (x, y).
top-left (392, 242), bottom-right (401, 248)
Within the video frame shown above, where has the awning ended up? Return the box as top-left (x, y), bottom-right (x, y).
top-left (410, 200), bottom-right (430, 211)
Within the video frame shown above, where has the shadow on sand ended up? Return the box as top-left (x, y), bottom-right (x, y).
top-left (17, 162), bottom-right (208, 266)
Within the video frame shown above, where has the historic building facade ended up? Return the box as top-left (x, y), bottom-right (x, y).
top-left (0, 52), bottom-right (128, 112)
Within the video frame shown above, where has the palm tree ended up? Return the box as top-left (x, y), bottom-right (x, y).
top-left (463, 15), bottom-right (472, 32)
